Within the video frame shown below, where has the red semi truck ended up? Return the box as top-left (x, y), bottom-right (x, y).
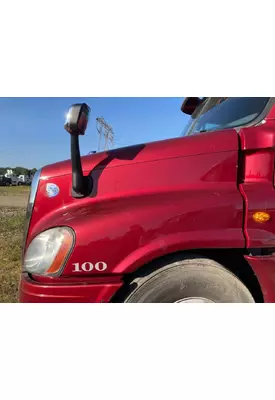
top-left (19, 97), bottom-right (275, 303)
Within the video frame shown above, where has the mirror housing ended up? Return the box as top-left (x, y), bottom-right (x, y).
top-left (64, 103), bottom-right (92, 198)
top-left (181, 97), bottom-right (202, 115)
top-left (64, 103), bottom-right (90, 136)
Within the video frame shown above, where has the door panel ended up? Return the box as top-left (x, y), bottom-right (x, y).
top-left (238, 121), bottom-right (275, 248)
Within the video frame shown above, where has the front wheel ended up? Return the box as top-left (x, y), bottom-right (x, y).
top-left (123, 257), bottom-right (255, 303)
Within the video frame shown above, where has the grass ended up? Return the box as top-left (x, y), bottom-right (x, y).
top-left (0, 187), bottom-right (30, 302)
top-left (0, 207), bottom-right (26, 302)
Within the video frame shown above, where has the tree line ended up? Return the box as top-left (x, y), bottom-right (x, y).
top-left (0, 167), bottom-right (37, 177)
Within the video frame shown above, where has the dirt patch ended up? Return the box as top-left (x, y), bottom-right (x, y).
top-left (0, 196), bottom-right (28, 208)
top-left (0, 186), bottom-right (29, 208)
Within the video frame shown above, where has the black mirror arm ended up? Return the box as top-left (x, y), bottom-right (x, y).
top-left (70, 134), bottom-right (92, 198)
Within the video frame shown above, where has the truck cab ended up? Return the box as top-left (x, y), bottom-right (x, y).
top-left (19, 98), bottom-right (275, 303)
top-left (0, 175), bottom-right (11, 186)
top-left (18, 175), bottom-right (32, 186)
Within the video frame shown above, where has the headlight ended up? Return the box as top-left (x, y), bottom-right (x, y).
top-left (23, 227), bottom-right (74, 276)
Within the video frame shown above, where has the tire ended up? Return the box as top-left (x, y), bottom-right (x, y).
top-left (123, 257), bottom-right (255, 303)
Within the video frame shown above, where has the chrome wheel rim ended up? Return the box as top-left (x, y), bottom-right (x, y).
top-left (175, 297), bottom-right (214, 303)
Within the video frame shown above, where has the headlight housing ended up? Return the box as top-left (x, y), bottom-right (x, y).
top-left (23, 227), bottom-right (74, 276)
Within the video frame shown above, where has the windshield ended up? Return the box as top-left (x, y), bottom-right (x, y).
top-left (181, 97), bottom-right (270, 136)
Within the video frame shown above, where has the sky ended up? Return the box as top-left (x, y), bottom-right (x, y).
top-left (0, 98), bottom-right (189, 169)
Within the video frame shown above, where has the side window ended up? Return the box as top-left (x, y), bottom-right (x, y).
top-left (193, 121), bottom-right (220, 133)
top-left (183, 97), bottom-right (270, 136)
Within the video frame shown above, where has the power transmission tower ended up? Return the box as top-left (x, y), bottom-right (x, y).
top-left (96, 117), bottom-right (114, 152)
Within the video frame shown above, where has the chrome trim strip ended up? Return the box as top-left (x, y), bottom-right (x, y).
top-left (22, 168), bottom-right (42, 256)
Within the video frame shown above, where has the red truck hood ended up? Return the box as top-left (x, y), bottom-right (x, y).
top-left (41, 131), bottom-right (237, 179)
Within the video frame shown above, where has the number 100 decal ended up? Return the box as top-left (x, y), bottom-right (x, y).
top-left (72, 262), bottom-right (107, 272)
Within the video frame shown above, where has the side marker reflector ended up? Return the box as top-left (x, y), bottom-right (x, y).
top-left (253, 212), bottom-right (271, 224)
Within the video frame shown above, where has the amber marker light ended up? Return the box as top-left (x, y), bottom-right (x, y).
top-left (253, 212), bottom-right (271, 224)
top-left (46, 229), bottom-right (74, 275)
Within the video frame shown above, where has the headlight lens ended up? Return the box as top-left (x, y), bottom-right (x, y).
top-left (23, 227), bottom-right (74, 276)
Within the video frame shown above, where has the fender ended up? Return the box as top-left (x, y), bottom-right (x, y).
top-left (113, 228), bottom-right (245, 275)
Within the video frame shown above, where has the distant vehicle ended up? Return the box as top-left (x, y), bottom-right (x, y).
top-left (0, 175), bottom-right (12, 186)
top-left (10, 177), bottom-right (19, 186)
top-left (18, 175), bottom-right (32, 185)
top-left (8, 175), bottom-right (31, 186)
top-left (4, 171), bottom-right (20, 186)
